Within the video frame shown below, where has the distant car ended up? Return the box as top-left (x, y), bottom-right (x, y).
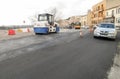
top-left (93, 24), bottom-right (98, 30)
top-left (85, 26), bottom-right (89, 29)
top-left (93, 23), bottom-right (117, 40)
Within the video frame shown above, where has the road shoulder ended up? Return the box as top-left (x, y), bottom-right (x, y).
top-left (107, 42), bottom-right (120, 79)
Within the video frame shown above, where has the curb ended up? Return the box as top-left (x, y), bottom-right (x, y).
top-left (107, 42), bottom-right (120, 79)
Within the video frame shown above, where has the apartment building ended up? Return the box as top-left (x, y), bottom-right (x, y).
top-left (58, 16), bottom-right (81, 27)
top-left (104, 0), bottom-right (120, 27)
top-left (80, 15), bottom-right (87, 26)
top-left (116, 6), bottom-right (120, 27)
top-left (58, 19), bottom-right (69, 27)
top-left (68, 16), bottom-right (81, 24)
top-left (91, 1), bottom-right (105, 26)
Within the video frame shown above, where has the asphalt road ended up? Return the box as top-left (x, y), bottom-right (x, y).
top-left (0, 30), bottom-right (119, 79)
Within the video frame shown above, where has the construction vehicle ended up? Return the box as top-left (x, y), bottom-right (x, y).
top-left (34, 13), bottom-right (60, 34)
top-left (74, 22), bottom-right (81, 29)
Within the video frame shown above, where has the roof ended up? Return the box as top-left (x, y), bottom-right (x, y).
top-left (38, 13), bottom-right (53, 16)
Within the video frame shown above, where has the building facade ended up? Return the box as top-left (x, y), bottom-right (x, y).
top-left (105, 8), bottom-right (116, 23)
top-left (80, 15), bottom-right (87, 26)
top-left (116, 6), bottom-right (120, 27)
top-left (105, 0), bottom-right (120, 27)
top-left (91, 1), bottom-right (105, 26)
top-left (58, 15), bottom-right (81, 28)
top-left (68, 16), bottom-right (81, 24)
top-left (57, 19), bottom-right (69, 27)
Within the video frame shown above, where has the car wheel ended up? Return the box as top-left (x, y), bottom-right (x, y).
top-left (35, 33), bottom-right (39, 35)
top-left (111, 38), bottom-right (116, 41)
top-left (93, 36), bottom-right (97, 38)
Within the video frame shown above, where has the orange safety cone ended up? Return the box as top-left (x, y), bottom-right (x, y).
top-left (8, 29), bottom-right (16, 35)
top-left (80, 30), bottom-right (83, 38)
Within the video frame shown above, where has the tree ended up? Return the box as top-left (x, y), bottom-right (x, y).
top-left (28, 13), bottom-right (38, 24)
top-left (29, 6), bottom-right (63, 24)
top-left (44, 7), bottom-right (63, 21)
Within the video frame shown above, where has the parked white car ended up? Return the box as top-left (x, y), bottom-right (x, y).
top-left (93, 23), bottom-right (117, 40)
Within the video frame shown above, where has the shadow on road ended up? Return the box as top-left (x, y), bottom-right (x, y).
top-left (93, 37), bottom-right (116, 41)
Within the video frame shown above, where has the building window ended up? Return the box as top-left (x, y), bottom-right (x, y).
top-left (118, 18), bottom-right (120, 23)
top-left (116, 17), bottom-right (120, 23)
top-left (118, 8), bottom-right (120, 14)
top-left (101, 5), bottom-right (104, 10)
top-left (112, 10), bottom-right (114, 16)
top-left (98, 6), bottom-right (100, 10)
top-left (112, 10), bottom-right (114, 14)
top-left (116, 18), bottom-right (118, 22)
top-left (106, 12), bottom-right (108, 16)
top-left (116, 8), bottom-right (118, 14)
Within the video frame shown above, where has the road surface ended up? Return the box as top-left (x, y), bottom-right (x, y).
top-left (0, 29), bottom-right (119, 79)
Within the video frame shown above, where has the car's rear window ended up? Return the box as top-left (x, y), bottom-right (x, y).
top-left (99, 24), bottom-right (114, 28)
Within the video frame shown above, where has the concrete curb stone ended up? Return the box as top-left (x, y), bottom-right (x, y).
top-left (107, 42), bottom-right (120, 79)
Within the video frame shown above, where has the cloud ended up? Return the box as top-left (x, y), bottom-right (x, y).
top-left (0, 0), bottom-right (102, 25)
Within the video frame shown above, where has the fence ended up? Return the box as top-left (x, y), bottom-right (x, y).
top-left (0, 25), bottom-right (33, 30)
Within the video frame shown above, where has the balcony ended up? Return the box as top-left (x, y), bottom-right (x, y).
top-left (98, 8), bottom-right (104, 12)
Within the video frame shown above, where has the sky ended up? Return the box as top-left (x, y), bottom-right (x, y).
top-left (0, 0), bottom-right (102, 25)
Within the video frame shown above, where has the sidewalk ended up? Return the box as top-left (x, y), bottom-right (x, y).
top-left (107, 42), bottom-right (120, 79)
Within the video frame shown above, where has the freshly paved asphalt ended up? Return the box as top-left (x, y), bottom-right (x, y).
top-left (0, 30), bottom-right (119, 79)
